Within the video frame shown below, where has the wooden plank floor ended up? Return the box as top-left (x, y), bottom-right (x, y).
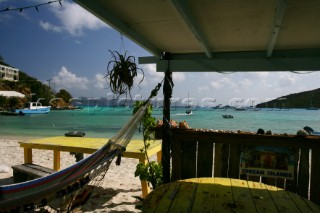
top-left (143, 178), bottom-right (320, 212)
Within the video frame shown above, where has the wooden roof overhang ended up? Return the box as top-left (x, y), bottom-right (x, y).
top-left (75, 0), bottom-right (320, 72)
top-left (75, 0), bottom-right (320, 186)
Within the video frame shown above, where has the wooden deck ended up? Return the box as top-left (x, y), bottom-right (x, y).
top-left (155, 128), bottom-right (320, 205)
top-left (143, 177), bottom-right (320, 212)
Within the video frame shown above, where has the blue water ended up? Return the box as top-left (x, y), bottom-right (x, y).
top-left (0, 107), bottom-right (319, 139)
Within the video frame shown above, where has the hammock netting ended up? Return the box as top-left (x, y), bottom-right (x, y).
top-left (0, 83), bottom-right (162, 212)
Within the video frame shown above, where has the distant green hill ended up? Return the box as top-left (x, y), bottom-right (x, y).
top-left (257, 88), bottom-right (320, 109)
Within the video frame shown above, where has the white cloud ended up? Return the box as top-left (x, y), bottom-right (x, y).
top-left (197, 85), bottom-right (210, 93)
top-left (39, 1), bottom-right (107, 36)
top-left (173, 72), bottom-right (186, 82)
top-left (138, 65), bottom-right (186, 85)
top-left (94, 73), bottom-right (107, 89)
top-left (239, 78), bottom-right (252, 89)
top-left (210, 77), bottom-right (236, 90)
top-left (39, 21), bottom-right (63, 33)
top-left (52, 66), bottom-right (89, 90)
top-left (139, 64), bottom-right (163, 86)
top-left (277, 73), bottom-right (297, 87)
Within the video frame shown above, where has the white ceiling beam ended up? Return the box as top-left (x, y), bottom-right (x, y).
top-left (171, 0), bottom-right (212, 58)
top-left (75, 0), bottom-right (162, 57)
top-left (266, 0), bottom-right (288, 58)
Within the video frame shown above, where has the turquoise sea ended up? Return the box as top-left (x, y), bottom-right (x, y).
top-left (0, 107), bottom-right (319, 139)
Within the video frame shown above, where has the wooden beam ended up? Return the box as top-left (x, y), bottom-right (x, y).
top-left (171, 0), bottom-right (212, 58)
top-left (155, 128), bottom-right (320, 149)
top-left (75, 0), bottom-right (162, 57)
top-left (266, 0), bottom-right (288, 57)
top-left (139, 49), bottom-right (320, 72)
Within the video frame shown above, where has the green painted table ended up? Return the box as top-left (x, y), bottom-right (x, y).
top-left (143, 177), bottom-right (320, 212)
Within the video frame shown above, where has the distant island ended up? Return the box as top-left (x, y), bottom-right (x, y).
top-left (256, 88), bottom-right (320, 109)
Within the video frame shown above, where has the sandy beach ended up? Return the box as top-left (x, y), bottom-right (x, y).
top-left (0, 136), bottom-right (145, 212)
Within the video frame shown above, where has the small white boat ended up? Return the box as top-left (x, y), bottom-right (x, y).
top-left (15, 102), bottom-right (51, 114)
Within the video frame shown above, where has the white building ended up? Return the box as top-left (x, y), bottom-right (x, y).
top-left (0, 91), bottom-right (25, 98)
top-left (0, 64), bottom-right (19, 82)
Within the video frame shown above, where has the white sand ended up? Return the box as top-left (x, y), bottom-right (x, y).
top-left (0, 136), bottom-right (144, 212)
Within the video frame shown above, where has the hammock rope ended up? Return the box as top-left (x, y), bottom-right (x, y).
top-left (0, 82), bottom-right (163, 212)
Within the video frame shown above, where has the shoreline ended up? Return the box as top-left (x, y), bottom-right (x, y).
top-left (0, 136), bottom-right (143, 212)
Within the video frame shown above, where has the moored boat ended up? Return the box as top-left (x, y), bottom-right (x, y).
top-left (186, 110), bottom-right (192, 115)
top-left (222, 114), bottom-right (234, 118)
top-left (15, 102), bottom-right (51, 114)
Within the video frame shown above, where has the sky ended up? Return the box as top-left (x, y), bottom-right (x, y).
top-left (1, 0), bottom-right (320, 107)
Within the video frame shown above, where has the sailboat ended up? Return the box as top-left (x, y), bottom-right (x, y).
top-left (306, 90), bottom-right (319, 110)
top-left (185, 92), bottom-right (191, 108)
top-left (185, 92), bottom-right (192, 114)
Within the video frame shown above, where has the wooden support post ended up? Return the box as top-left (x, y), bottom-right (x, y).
top-left (162, 70), bottom-right (173, 184)
top-left (156, 150), bottom-right (162, 163)
top-left (140, 157), bottom-right (151, 198)
top-left (24, 148), bottom-right (33, 164)
top-left (53, 150), bottom-right (60, 171)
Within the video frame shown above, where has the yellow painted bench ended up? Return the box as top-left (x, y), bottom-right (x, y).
top-left (19, 136), bottom-right (162, 198)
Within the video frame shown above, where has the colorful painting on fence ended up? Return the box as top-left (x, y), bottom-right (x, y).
top-left (239, 146), bottom-right (294, 180)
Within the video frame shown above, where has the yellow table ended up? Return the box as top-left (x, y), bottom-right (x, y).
top-left (19, 136), bottom-right (162, 198)
top-left (143, 177), bottom-right (320, 212)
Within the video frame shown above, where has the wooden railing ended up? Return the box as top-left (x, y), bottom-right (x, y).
top-left (155, 128), bottom-right (320, 205)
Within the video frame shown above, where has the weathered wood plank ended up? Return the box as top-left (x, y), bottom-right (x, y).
top-left (181, 140), bottom-right (197, 179)
top-left (213, 178), bottom-right (235, 212)
top-left (310, 148), bottom-right (320, 205)
top-left (230, 178), bottom-right (257, 212)
top-left (143, 182), bottom-right (181, 213)
top-left (168, 129), bottom-right (320, 149)
top-left (155, 128), bottom-right (320, 201)
top-left (26, 163), bottom-right (57, 174)
top-left (12, 163), bottom-right (56, 183)
top-left (168, 181), bottom-right (198, 212)
top-left (220, 144), bottom-right (229, 177)
top-left (214, 143), bottom-right (222, 177)
top-left (171, 137), bottom-right (181, 181)
top-left (12, 164), bottom-right (55, 177)
top-left (286, 189), bottom-right (320, 212)
top-left (143, 178), bottom-right (320, 213)
top-left (197, 141), bottom-right (213, 177)
top-left (191, 178), bottom-right (215, 213)
top-left (286, 148), bottom-right (299, 192)
top-left (265, 184), bottom-right (300, 212)
top-left (297, 148), bottom-right (310, 198)
top-left (228, 144), bottom-right (241, 178)
top-left (248, 181), bottom-right (278, 212)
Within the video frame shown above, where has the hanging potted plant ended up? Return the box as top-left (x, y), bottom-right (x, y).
top-left (106, 50), bottom-right (144, 98)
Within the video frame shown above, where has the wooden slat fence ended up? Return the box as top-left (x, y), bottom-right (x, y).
top-left (156, 128), bottom-right (320, 205)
